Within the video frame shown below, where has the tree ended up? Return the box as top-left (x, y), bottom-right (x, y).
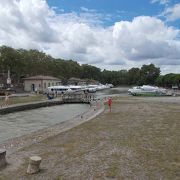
top-left (81, 64), bottom-right (101, 81)
top-left (155, 75), bottom-right (164, 86)
top-left (128, 68), bottom-right (140, 85)
top-left (139, 64), bottom-right (160, 85)
top-left (162, 73), bottom-right (180, 88)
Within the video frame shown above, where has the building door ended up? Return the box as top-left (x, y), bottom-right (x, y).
top-left (31, 84), bottom-right (35, 91)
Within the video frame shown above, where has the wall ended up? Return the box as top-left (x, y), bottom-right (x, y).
top-left (24, 80), bottom-right (61, 92)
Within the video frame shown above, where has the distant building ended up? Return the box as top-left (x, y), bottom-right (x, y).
top-left (23, 75), bottom-right (61, 92)
top-left (86, 79), bottom-right (99, 85)
top-left (68, 77), bottom-right (87, 85)
top-left (68, 77), bottom-right (99, 85)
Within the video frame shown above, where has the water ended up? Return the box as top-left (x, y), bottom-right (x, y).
top-left (0, 104), bottom-right (89, 143)
top-left (95, 86), bottom-right (129, 99)
top-left (0, 87), bottom-right (129, 143)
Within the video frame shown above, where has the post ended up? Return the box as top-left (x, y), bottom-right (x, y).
top-left (27, 156), bottom-right (42, 174)
top-left (0, 149), bottom-right (7, 168)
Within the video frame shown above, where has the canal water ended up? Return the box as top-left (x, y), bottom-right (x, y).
top-left (0, 104), bottom-right (89, 143)
top-left (96, 86), bottom-right (129, 98)
top-left (0, 87), bottom-right (129, 143)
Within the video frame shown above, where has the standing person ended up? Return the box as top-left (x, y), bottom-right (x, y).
top-left (108, 97), bottom-right (112, 112)
top-left (4, 92), bottom-right (9, 107)
top-left (96, 99), bottom-right (100, 109)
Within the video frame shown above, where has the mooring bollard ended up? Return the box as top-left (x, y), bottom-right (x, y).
top-left (27, 156), bottom-right (42, 174)
top-left (0, 149), bottom-right (7, 168)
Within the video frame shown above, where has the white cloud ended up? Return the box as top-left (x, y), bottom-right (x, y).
top-left (80, 7), bottom-right (97, 13)
top-left (0, 0), bottom-right (180, 74)
top-left (151, 0), bottom-right (169, 5)
top-left (163, 3), bottom-right (180, 21)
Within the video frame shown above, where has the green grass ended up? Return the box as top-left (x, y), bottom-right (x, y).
top-left (0, 94), bottom-right (46, 106)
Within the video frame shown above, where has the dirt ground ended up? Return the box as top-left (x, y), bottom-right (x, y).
top-left (0, 96), bottom-right (180, 180)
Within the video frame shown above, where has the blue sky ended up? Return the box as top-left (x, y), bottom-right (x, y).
top-left (0, 0), bottom-right (179, 74)
top-left (46, 0), bottom-right (180, 27)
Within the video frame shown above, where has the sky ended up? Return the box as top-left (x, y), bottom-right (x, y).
top-left (0, 0), bottom-right (180, 74)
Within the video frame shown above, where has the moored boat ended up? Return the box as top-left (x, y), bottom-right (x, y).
top-left (128, 85), bottom-right (167, 96)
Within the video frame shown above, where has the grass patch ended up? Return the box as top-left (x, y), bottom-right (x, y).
top-left (105, 163), bottom-right (119, 178)
top-left (0, 94), bottom-right (46, 106)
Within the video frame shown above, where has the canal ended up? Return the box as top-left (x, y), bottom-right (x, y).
top-left (0, 104), bottom-right (89, 143)
top-left (0, 87), bottom-right (129, 143)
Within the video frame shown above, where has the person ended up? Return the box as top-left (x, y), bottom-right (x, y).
top-left (96, 99), bottom-right (99, 109)
top-left (47, 92), bottom-right (54, 100)
top-left (4, 92), bottom-right (9, 107)
top-left (108, 97), bottom-right (112, 112)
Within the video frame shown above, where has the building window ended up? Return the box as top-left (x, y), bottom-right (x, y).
top-left (48, 82), bottom-right (50, 87)
top-left (39, 84), bottom-right (41, 88)
top-left (44, 83), bottom-right (46, 88)
top-left (52, 82), bottom-right (54, 86)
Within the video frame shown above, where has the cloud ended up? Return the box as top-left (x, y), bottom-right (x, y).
top-left (80, 7), bottom-right (96, 13)
top-left (162, 3), bottom-right (180, 21)
top-left (112, 16), bottom-right (180, 61)
top-left (0, 0), bottom-right (179, 74)
top-left (151, 0), bottom-right (169, 5)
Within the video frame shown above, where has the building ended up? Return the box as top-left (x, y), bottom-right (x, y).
top-left (68, 77), bottom-right (87, 85)
top-left (68, 77), bottom-right (99, 86)
top-left (23, 75), bottom-right (61, 92)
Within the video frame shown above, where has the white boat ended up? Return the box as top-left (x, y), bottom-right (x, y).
top-left (47, 83), bottom-right (112, 94)
top-left (88, 84), bottom-right (111, 91)
top-left (128, 85), bottom-right (167, 96)
top-left (47, 85), bottom-right (83, 94)
top-left (108, 84), bottom-right (114, 88)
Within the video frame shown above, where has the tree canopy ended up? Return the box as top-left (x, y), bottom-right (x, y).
top-left (0, 45), bottom-right (179, 87)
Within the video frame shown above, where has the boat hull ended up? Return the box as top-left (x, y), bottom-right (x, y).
top-left (131, 91), bottom-right (168, 96)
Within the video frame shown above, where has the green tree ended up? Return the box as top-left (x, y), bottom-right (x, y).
top-left (81, 64), bottom-right (101, 81)
top-left (128, 68), bottom-right (140, 85)
top-left (139, 64), bottom-right (160, 85)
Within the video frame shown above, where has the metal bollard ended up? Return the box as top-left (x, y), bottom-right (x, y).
top-left (0, 149), bottom-right (7, 168)
top-left (27, 156), bottom-right (42, 174)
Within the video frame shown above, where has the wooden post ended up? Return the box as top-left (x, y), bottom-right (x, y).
top-left (0, 149), bottom-right (7, 168)
top-left (27, 156), bottom-right (42, 174)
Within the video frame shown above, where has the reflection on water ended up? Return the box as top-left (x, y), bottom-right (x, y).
top-left (0, 104), bottom-right (89, 143)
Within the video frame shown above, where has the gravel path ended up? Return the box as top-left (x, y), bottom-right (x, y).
top-left (0, 96), bottom-right (179, 180)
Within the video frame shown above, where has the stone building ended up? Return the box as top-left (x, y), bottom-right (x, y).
top-left (23, 75), bottom-right (61, 92)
